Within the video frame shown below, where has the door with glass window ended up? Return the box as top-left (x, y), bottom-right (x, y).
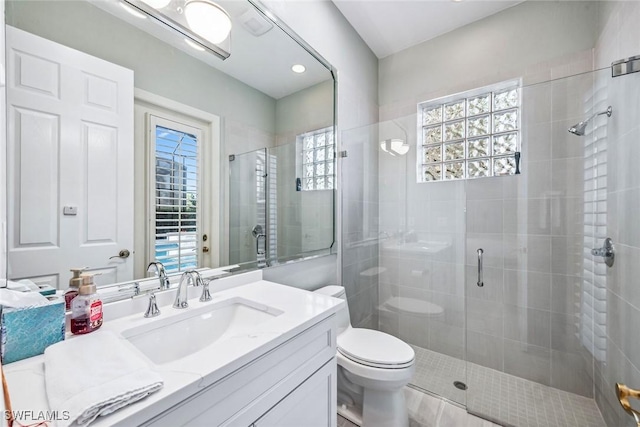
top-left (148, 115), bottom-right (203, 274)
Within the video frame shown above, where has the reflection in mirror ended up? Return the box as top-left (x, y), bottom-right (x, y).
top-left (4, 0), bottom-right (335, 294)
top-left (229, 132), bottom-right (335, 266)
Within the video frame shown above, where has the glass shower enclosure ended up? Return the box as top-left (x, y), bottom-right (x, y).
top-left (341, 65), bottom-right (621, 427)
top-left (229, 140), bottom-right (336, 268)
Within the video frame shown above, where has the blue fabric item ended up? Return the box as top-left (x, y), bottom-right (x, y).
top-left (1, 299), bottom-right (65, 363)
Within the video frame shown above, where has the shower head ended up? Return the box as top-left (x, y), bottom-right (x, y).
top-left (568, 106), bottom-right (613, 136)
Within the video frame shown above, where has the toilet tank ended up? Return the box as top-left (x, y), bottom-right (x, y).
top-left (314, 286), bottom-right (350, 334)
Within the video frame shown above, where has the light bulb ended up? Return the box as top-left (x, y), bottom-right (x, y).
top-left (185, 1), bottom-right (232, 45)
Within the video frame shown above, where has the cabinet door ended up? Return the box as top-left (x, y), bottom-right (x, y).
top-left (255, 360), bottom-right (336, 427)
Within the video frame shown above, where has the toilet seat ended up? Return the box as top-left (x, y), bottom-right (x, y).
top-left (337, 328), bottom-right (414, 369)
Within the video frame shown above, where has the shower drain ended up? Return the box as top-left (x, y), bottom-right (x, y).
top-left (453, 381), bottom-right (468, 390)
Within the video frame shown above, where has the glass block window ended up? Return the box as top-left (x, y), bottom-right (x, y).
top-left (418, 80), bottom-right (521, 182)
top-left (299, 127), bottom-right (335, 191)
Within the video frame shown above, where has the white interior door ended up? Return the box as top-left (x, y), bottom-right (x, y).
top-left (6, 26), bottom-right (134, 288)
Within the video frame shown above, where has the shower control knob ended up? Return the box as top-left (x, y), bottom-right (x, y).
top-left (591, 237), bottom-right (615, 267)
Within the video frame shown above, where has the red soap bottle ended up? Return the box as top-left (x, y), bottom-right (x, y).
top-left (70, 273), bottom-right (103, 335)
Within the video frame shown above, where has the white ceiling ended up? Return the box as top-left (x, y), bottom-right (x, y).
top-left (332, 0), bottom-right (523, 59)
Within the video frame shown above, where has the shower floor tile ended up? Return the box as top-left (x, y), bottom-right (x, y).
top-left (337, 387), bottom-right (499, 427)
top-left (411, 345), bottom-right (606, 427)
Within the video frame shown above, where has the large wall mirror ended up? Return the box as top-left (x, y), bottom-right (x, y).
top-left (4, 0), bottom-right (335, 289)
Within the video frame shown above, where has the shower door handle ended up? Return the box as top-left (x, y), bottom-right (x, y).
top-left (256, 234), bottom-right (266, 255)
top-left (477, 249), bottom-right (484, 287)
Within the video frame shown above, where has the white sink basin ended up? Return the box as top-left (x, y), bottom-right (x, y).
top-left (122, 297), bottom-right (283, 364)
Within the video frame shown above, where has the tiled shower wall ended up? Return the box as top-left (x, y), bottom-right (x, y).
top-left (593, 2), bottom-right (640, 426)
top-left (374, 64), bottom-right (599, 400)
top-left (376, 113), bottom-right (466, 365)
top-left (464, 69), bottom-right (598, 397)
top-left (374, 0), bottom-right (602, 401)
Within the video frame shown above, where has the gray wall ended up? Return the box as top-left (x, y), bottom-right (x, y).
top-left (276, 80), bottom-right (334, 139)
top-left (593, 2), bottom-right (640, 426)
top-left (274, 80), bottom-right (334, 260)
top-left (379, 1), bottom-right (599, 120)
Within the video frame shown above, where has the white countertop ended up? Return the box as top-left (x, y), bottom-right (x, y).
top-left (3, 274), bottom-right (343, 426)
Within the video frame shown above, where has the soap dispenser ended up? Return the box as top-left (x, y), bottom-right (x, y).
top-left (70, 273), bottom-right (103, 335)
top-left (65, 267), bottom-right (86, 310)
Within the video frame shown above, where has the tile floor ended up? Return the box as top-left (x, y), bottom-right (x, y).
top-left (410, 345), bottom-right (606, 427)
top-left (337, 386), bottom-right (500, 427)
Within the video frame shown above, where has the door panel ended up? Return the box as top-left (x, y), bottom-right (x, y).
top-left (229, 149), bottom-right (267, 265)
top-left (7, 26), bottom-right (134, 287)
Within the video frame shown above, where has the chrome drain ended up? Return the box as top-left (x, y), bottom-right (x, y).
top-left (454, 381), bottom-right (467, 390)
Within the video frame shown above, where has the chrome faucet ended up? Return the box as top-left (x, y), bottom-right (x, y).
top-left (147, 261), bottom-right (170, 290)
top-left (173, 270), bottom-right (202, 309)
top-left (144, 293), bottom-right (161, 318)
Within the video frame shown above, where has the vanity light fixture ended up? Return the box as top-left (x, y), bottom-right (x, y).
top-left (119, 2), bottom-right (147, 19)
top-left (184, 38), bottom-right (205, 52)
top-left (184, 1), bottom-right (232, 45)
top-left (380, 139), bottom-right (410, 156)
top-left (291, 64), bottom-right (306, 73)
top-left (122, 0), bottom-right (232, 60)
top-left (140, 0), bottom-right (172, 8)
top-left (264, 10), bottom-right (277, 22)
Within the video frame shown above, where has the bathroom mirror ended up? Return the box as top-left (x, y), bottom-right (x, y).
top-left (4, 0), bottom-right (335, 290)
top-left (229, 140), bottom-right (335, 266)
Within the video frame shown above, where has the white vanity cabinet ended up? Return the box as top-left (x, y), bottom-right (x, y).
top-left (141, 315), bottom-right (337, 427)
top-left (253, 361), bottom-right (335, 427)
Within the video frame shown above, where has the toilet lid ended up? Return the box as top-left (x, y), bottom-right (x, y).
top-left (337, 328), bottom-right (414, 368)
top-left (384, 297), bottom-right (444, 316)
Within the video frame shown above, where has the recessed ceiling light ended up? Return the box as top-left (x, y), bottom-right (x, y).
top-left (185, 38), bottom-right (205, 52)
top-left (120, 2), bottom-right (147, 18)
top-left (291, 64), bottom-right (306, 73)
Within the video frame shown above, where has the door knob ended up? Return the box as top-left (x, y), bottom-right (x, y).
top-left (109, 249), bottom-right (131, 259)
top-left (617, 383), bottom-right (640, 426)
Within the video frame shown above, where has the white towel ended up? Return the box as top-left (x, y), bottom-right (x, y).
top-left (44, 331), bottom-right (163, 427)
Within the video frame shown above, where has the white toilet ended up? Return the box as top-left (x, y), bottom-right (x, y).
top-left (314, 286), bottom-right (415, 427)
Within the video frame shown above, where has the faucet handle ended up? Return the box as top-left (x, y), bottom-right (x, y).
top-left (144, 293), bottom-right (161, 318)
top-left (200, 279), bottom-right (212, 302)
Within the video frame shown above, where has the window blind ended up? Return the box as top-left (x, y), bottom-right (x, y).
top-left (154, 125), bottom-right (199, 273)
